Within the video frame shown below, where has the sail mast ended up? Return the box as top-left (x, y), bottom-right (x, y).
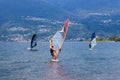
top-left (59, 19), bottom-right (70, 51)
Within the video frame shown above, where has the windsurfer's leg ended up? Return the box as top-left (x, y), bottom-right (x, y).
top-left (89, 44), bottom-right (91, 48)
top-left (51, 53), bottom-right (54, 59)
top-left (53, 54), bottom-right (56, 59)
top-left (54, 53), bottom-right (58, 60)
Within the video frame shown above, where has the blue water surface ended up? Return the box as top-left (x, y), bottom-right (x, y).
top-left (0, 42), bottom-right (120, 80)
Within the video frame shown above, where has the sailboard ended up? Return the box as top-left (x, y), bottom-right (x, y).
top-left (50, 19), bottom-right (70, 60)
top-left (51, 59), bottom-right (59, 62)
top-left (28, 34), bottom-right (38, 51)
top-left (89, 32), bottom-right (97, 50)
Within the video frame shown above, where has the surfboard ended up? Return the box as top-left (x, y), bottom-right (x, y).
top-left (51, 59), bottom-right (59, 62)
top-left (89, 48), bottom-right (93, 50)
top-left (27, 48), bottom-right (38, 51)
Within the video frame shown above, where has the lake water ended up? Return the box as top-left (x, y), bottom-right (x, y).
top-left (0, 42), bottom-right (120, 80)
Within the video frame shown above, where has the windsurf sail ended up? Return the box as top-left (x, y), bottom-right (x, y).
top-left (89, 32), bottom-right (97, 49)
top-left (30, 34), bottom-right (37, 49)
top-left (50, 19), bottom-right (70, 54)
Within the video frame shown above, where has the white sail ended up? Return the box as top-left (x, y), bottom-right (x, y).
top-left (50, 19), bottom-right (70, 54)
top-left (89, 32), bottom-right (97, 50)
top-left (91, 38), bottom-right (97, 48)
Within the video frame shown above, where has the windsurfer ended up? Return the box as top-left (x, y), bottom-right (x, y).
top-left (89, 32), bottom-right (97, 50)
top-left (49, 40), bottom-right (58, 60)
top-left (30, 34), bottom-right (37, 50)
top-left (89, 43), bottom-right (91, 48)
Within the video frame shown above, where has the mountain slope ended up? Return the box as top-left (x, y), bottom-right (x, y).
top-left (45, 0), bottom-right (120, 11)
top-left (0, 0), bottom-right (120, 41)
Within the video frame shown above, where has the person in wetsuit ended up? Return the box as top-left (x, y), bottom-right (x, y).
top-left (89, 43), bottom-right (91, 48)
top-left (50, 46), bottom-right (55, 58)
top-left (49, 40), bottom-right (58, 60)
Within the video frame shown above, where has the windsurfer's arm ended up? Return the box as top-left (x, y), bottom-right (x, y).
top-left (49, 45), bottom-right (51, 48)
top-left (49, 39), bottom-right (53, 48)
